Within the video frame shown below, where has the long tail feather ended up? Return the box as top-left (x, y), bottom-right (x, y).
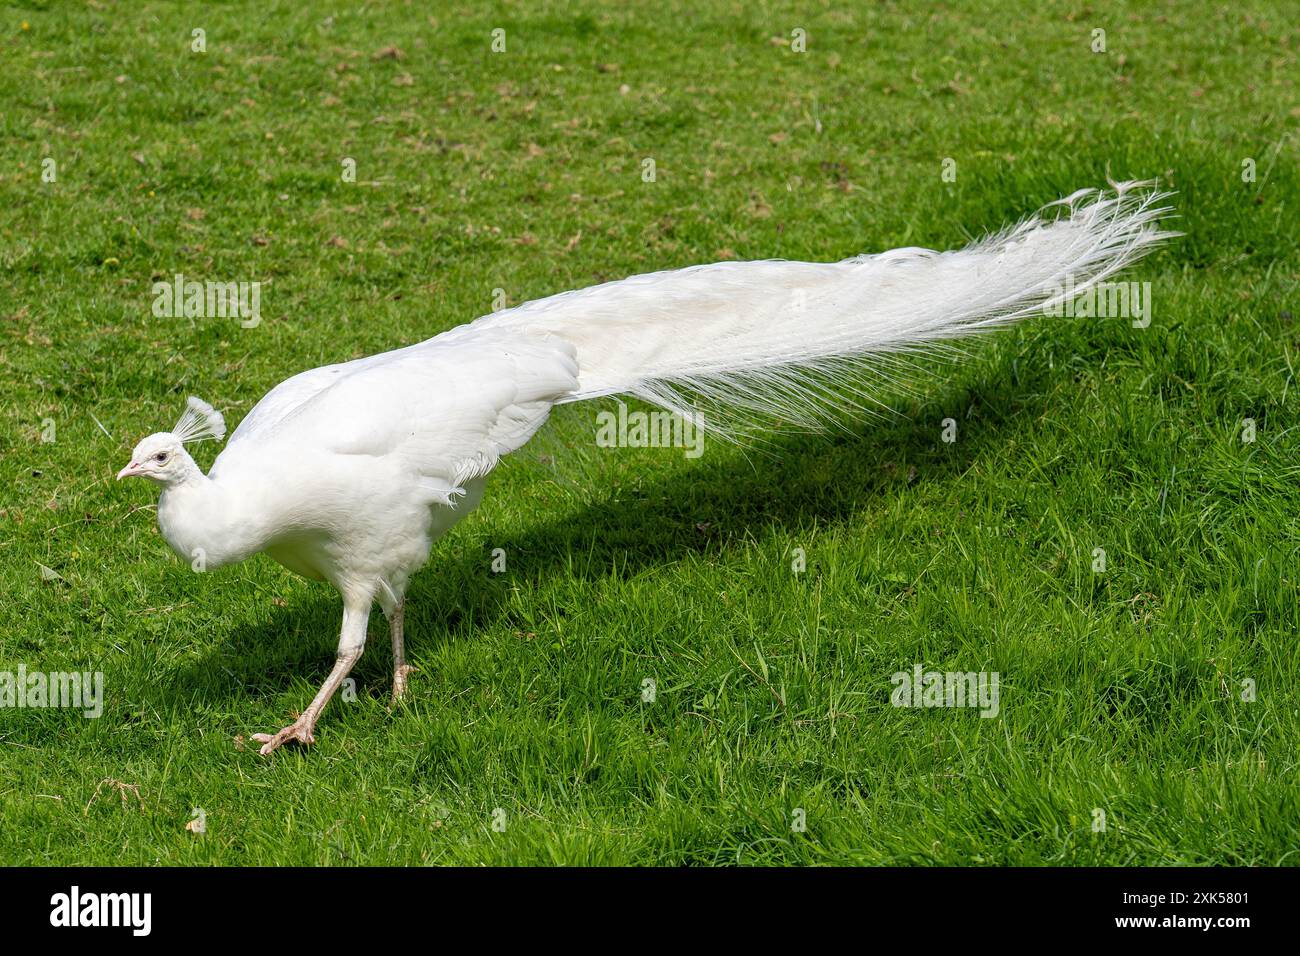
top-left (473, 181), bottom-right (1178, 434)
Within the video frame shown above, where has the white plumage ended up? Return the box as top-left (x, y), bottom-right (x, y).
top-left (116, 182), bottom-right (1175, 753)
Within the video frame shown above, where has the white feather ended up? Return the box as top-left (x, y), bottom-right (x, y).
top-left (171, 396), bottom-right (226, 444)
top-left (474, 179), bottom-right (1176, 431)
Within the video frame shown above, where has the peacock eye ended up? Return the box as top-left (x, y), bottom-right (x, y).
top-left (155, 453), bottom-right (167, 462)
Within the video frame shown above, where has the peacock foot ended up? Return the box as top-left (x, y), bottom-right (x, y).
top-left (392, 664), bottom-right (418, 703)
top-left (251, 718), bottom-right (317, 755)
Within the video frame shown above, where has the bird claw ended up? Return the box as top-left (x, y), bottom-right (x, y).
top-left (391, 664), bottom-right (418, 704)
top-left (251, 720), bottom-right (316, 755)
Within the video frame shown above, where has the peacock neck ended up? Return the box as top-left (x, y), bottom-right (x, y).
top-left (156, 470), bottom-right (264, 570)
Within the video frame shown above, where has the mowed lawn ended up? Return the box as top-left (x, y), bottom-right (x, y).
top-left (0, 0), bottom-right (1297, 865)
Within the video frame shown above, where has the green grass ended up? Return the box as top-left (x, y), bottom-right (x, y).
top-left (1, 0), bottom-right (1297, 865)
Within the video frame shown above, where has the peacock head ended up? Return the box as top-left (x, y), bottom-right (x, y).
top-left (116, 396), bottom-right (225, 485)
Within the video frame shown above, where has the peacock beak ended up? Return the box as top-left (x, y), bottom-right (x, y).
top-left (116, 461), bottom-right (144, 480)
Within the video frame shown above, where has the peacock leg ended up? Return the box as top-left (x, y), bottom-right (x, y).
top-left (253, 600), bottom-right (369, 755)
top-left (390, 598), bottom-right (416, 703)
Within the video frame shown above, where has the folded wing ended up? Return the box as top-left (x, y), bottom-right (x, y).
top-left (212, 328), bottom-right (579, 498)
